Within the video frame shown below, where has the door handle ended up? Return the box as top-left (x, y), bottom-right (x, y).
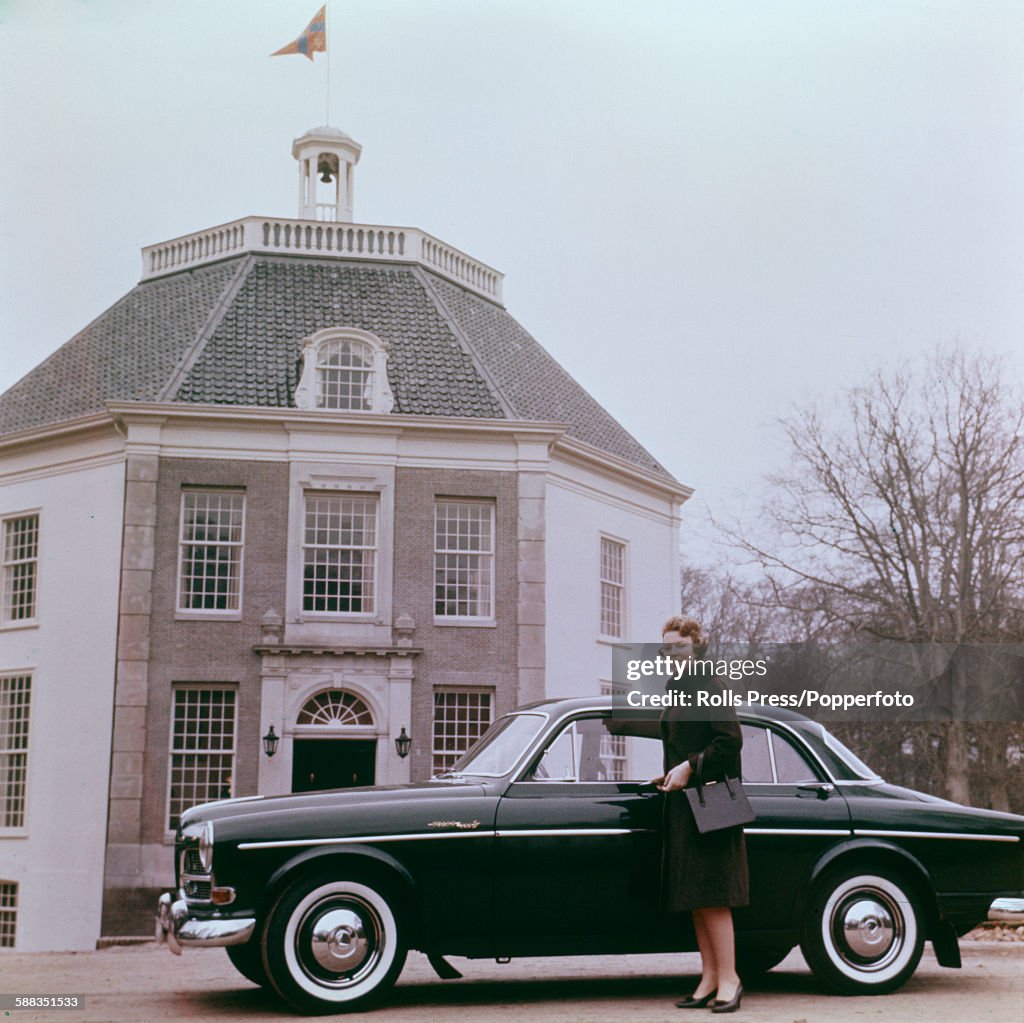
top-left (797, 782), bottom-right (835, 799)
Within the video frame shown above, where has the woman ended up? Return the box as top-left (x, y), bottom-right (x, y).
top-left (653, 616), bottom-right (748, 1014)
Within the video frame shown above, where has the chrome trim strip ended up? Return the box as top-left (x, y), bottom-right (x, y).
top-left (495, 828), bottom-right (636, 838)
top-left (239, 826), bottom-right (645, 850)
top-left (744, 827), bottom-right (851, 836)
top-left (853, 829), bottom-right (1020, 843)
top-left (238, 831), bottom-right (497, 850)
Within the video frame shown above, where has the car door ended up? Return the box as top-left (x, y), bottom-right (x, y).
top-left (492, 712), bottom-right (667, 945)
top-left (737, 721), bottom-right (852, 933)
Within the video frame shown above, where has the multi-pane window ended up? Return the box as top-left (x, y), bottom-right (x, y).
top-left (0, 882), bottom-right (16, 947)
top-left (0, 676), bottom-right (30, 829)
top-left (434, 501), bottom-right (494, 619)
top-left (599, 537), bottom-right (625, 638)
top-left (600, 683), bottom-right (626, 781)
top-left (432, 690), bottom-right (493, 775)
top-left (317, 339), bottom-right (373, 411)
top-left (178, 491), bottom-right (245, 612)
top-left (2, 515), bottom-right (38, 623)
top-left (167, 688), bottom-right (236, 830)
top-left (303, 495), bottom-right (378, 614)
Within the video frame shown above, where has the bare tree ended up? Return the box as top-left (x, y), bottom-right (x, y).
top-left (719, 345), bottom-right (1024, 803)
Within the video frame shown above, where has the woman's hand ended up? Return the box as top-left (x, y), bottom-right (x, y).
top-left (653, 761), bottom-right (692, 792)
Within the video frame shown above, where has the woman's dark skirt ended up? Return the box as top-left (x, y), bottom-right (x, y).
top-left (661, 790), bottom-right (750, 912)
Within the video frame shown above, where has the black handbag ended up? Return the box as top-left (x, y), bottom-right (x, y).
top-left (684, 752), bottom-right (755, 834)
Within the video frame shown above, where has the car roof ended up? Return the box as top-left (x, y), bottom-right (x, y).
top-left (513, 694), bottom-right (816, 726)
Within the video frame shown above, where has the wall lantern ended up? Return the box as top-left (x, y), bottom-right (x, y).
top-left (262, 725), bottom-right (280, 758)
top-left (395, 727), bottom-right (412, 759)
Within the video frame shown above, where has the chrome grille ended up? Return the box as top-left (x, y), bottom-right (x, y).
top-left (183, 878), bottom-right (212, 901)
top-left (182, 848), bottom-right (205, 875)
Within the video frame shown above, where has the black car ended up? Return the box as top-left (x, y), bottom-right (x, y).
top-left (156, 697), bottom-right (1024, 1013)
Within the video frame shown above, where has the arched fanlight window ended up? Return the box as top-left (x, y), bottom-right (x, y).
top-left (294, 328), bottom-right (394, 413)
top-left (296, 689), bottom-right (375, 727)
top-left (317, 339), bottom-right (373, 411)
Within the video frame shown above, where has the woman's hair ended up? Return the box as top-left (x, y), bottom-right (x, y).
top-left (662, 615), bottom-right (708, 657)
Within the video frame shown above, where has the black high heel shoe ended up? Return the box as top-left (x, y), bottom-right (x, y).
top-left (675, 989), bottom-right (716, 1008)
top-left (710, 982), bottom-right (743, 1013)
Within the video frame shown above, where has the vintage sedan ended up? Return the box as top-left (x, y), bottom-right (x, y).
top-left (156, 697), bottom-right (1024, 1014)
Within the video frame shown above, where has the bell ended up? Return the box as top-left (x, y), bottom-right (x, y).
top-left (319, 169), bottom-right (333, 184)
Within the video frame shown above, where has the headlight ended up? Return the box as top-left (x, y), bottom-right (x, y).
top-left (198, 820), bottom-right (215, 872)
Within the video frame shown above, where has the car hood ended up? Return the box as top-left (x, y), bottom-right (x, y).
top-left (179, 779), bottom-right (492, 833)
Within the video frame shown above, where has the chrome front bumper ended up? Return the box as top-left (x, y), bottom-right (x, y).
top-left (988, 897), bottom-right (1024, 923)
top-left (155, 891), bottom-right (256, 955)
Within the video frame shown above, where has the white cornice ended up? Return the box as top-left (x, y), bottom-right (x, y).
top-left (552, 436), bottom-right (691, 503)
top-left (0, 401), bottom-right (687, 500)
top-left (0, 412), bottom-right (117, 453)
top-left (106, 400), bottom-right (567, 441)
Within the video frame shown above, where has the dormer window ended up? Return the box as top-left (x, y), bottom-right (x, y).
top-left (317, 338), bottom-right (372, 410)
top-left (294, 327), bottom-right (394, 413)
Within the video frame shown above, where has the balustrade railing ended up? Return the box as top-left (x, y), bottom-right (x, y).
top-left (141, 216), bottom-right (502, 300)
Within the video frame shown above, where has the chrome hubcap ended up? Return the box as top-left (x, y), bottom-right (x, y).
top-left (297, 896), bottom-right (381, 987)
top-left (310, 909), bottom-right (369, 972)
top-left (832, 890), bottom-right (902, 968)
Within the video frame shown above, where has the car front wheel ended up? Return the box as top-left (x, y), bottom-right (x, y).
top-left (800, 868), bottom-right (924, 994)
top-left (261, 871), bottom-right (407, 1014)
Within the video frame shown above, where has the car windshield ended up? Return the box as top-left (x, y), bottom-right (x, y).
top-left (441, 712), bottom-right (548, 777)
top-left (794, 722), bottom-right (881, 781)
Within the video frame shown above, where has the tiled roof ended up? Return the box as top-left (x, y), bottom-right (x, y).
top-left (176, 259), bottom-right (504, 418)
top-left (0, 252), bottom-right (673, 479)
top-left (0, 260), bottom-right (242, 436)
top-left (427, 274), bottom-right (669, 475)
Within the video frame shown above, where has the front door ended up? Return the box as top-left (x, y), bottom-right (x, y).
top-left (291, 738), bottom-right (376, 792)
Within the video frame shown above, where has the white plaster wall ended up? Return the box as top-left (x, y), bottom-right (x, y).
top-left (545, 457), bottom-right (682, 700)
top-left (0, 447), bottom-right (124, 951)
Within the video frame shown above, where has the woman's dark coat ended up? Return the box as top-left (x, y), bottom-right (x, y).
top-left (659, 677), bottom-right (750, 911)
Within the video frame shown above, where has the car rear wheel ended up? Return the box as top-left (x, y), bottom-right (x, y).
top-left (800, 868), bottom-right (924, 994)
top-left (261, 871), bottom-right (407, 1014)
top-left (226, 942), bottom-right (269, 987)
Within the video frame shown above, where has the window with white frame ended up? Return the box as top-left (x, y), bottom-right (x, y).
top-left (0, 882), bottom-right (16, 947)
top-left (2, 514), bottom-right (38, 623)
top-left (317, 338), bottom-right (374, 411)
top-left (599, 537), bottom-right (625, 638)
top-left (434, 501), bottom-right (494, 619)
top-left (295, 329), bottom-right (394, 413)
top-left (303, 494), bottom-right (378, 614)
top-left (432, 689), bottom-right (493, 775)
top-left (178, 490), bottom-right (245, 613)
top-left (167, 687), bottom-right (236, 831)
top-left (599, 682), bottom-right (627, 781)
top-left (0, 675), bottom-right (30, 829)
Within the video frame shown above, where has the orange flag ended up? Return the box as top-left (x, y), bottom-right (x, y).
top-left (271, 6), bottom-right (327, 61)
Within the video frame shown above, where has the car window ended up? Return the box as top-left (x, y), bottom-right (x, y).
top-left (741, 723), bottom-right (822, 783)
top-left (528, 715), bottom-right (662, 783)
top-left (448, 712), bottom-right (547, 776)
top-left (771, 730), bottom-right (820, 783)
top-left (740, 724), bottom-right (773, 783)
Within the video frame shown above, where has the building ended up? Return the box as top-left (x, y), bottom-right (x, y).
top-left (0, 127), bottom-right (689, 948)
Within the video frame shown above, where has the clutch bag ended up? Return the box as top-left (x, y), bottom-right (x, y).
top-left (683, 751), bottom-right (755, 834)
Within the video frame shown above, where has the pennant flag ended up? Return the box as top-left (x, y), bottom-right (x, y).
top-left (271, 5), bottom-right (327, 61)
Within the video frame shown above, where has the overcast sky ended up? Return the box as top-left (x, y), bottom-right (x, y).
top-left (1, 1), bottom-right (1022, 561)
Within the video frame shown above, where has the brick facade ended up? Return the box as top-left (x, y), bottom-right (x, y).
top-left (392, 466), bottom-right (520, 781)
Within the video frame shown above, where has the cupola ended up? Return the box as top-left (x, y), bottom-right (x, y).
top-left (292, 126), bottom-right (362, 222)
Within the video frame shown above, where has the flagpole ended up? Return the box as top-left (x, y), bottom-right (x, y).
top-left (325, 0), bottom-right (331, 124)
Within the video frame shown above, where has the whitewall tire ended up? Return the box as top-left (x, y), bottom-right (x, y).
top-left (262, 872), bottom-right (407, 1014)
top-left (800, 868), bottom-right (924, 994)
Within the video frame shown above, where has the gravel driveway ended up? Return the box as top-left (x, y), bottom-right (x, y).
top-left (0, 939), bottom-right (1020, 1022)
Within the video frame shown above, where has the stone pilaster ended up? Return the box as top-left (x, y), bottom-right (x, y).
top-left (517, 470), bottom-right (546, 704)
top-left (104, 453), bottom-right (158, 883)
